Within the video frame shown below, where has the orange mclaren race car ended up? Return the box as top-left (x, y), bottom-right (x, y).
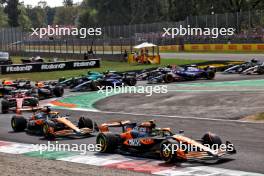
top-left (11, 106), bottom-right (98, 139)
top-left (96, 120), bottom-right (236, 163)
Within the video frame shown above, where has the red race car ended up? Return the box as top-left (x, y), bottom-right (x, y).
top-left (1, 90), bottom-right (39, 114)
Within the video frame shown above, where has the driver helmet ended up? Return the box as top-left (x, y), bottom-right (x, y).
top-left (139, 120), bottom-right (156, 133)
top-left (42, 106), bottom-right (51, 114)
top-left (35, 82), bottom-right (45, 88)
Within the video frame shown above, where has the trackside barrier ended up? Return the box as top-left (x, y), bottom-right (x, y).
top-left (0, 59), bottom-right (100, 74)
top-left (184, 44), bottom-right (264, 52)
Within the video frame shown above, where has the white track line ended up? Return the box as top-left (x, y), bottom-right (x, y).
top-left (49, 104), bottom-right (263, 124)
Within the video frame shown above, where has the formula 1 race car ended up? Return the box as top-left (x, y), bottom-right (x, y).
top-left (11, 107), bottom-right (98, 139)
top-left (0, 85), bottom-right (16, 97)
top-left (33, 82), bottom-right (64, 99)
top-left (2, 80), bottom-right (32, 89)
top-left (96, 120), bottom-right (236, 163)
top-left (175, 65), bottom-right (216, 80)
top-left (71, 71), bottom-right (137, 92)
top-left (58, 71), bottom-right (103, 88)
top-left (0, 80), bottom-right (32, 97)
top-left (145, 66), bottom-right (215, 84)
top-left (1, 90), bottom-right (39, 114)
top-left (241, 62), bottom-right (264, 75)
top-left (223, 59), bottom-right (260, 74)
top-left (21, 56), bottom-right (44, 64)
top-left (0, 80), bottom-right (63, 99)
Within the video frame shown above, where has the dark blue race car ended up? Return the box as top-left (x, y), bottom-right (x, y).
top-left (175, 66), bottom-right (216, 80)
top-left (147, 66), bottom-right (216, 84)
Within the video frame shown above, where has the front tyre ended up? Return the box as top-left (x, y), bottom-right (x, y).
top-left (42, 120), bottom-right (56, 139)
top-left (160, 140), bottom-right (179, 163)
top-left (124, 78), bottom-right (137, 86)
top-left (78, 117), bottom-right (98, 131)
top-left (206, 71), bottom-right (215, 80)
top-left (163, 74), bottom-right (174, 83)
top-left (90, 81), bottom-right (102, 91)
top-left (11, 115), bottom-right (27, 132)
top-left (202, 132), bottom-right (222, 150)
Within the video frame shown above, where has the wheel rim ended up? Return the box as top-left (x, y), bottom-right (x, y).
top-left (11, 119), bottom-right (16, 129)
top-left (162, 145), bottom-right (171, 158)
top-left (43, 124), bottom-right (49, 135)
top-left (98, 136), bottom-right (106, 152)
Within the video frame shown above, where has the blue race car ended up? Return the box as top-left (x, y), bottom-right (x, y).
top-left (175, 66), bottom-right (216, 80)
top-left (147, 66), bottom-right (215, 84)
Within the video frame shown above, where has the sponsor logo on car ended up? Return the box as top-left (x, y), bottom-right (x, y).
top-left (128, 139), bottom-right (141, 146)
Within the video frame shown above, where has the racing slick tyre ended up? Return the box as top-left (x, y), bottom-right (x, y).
top-left (206, 71), bottom-right (215, 80)
top-left (1, 99), bottom-right (9, 114)
top-left (160, 139), bottom-right (180, 163)
top-left (202, 132), bottom-right (222, 150)
top-left (90, 81), bottom-right (101, 91)
top-left (53, 86), bottom-right (64, 97)
top-left (42, 120), bottom-right (56, 139)
top-left (11, 115), bottom-right (27, 132)
top-left (78, 117), bottom-right (99, 131)
top-left (96, 133), bottom-right (121, 153)
top-left (163, 74), bottom-right (174, 83)
top-left (124, 78), bottom-right (137, 86)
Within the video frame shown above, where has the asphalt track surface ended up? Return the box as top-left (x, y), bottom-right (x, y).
top-left (0, 73), bottom-right (263, 175)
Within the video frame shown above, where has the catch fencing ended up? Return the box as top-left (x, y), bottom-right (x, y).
top-left (0, 10), bottom-right (263, 56)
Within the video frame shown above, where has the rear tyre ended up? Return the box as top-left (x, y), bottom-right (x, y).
top-left (78, 117), bottom-right (98, 131)
top-left (96, 133), bottom-right (121, 153)
top-left (53, 86), bottom-right (64, 97)
top-left (11, 115), bottom-right (27, 132)
top-left (42, 120), bottom-right (56, 139)
top-left (1, 99), bottom-right (9, 114)
top-left (202, 132), bottom-right (222, 150)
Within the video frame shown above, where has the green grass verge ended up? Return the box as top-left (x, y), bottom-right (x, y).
top-left (255, 113), bottom-right (264, 121)
top-left (0, 58), bottom-right (206, 81)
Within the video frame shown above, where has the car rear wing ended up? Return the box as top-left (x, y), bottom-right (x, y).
top-left (99, 120), bottom-right (132, 132)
